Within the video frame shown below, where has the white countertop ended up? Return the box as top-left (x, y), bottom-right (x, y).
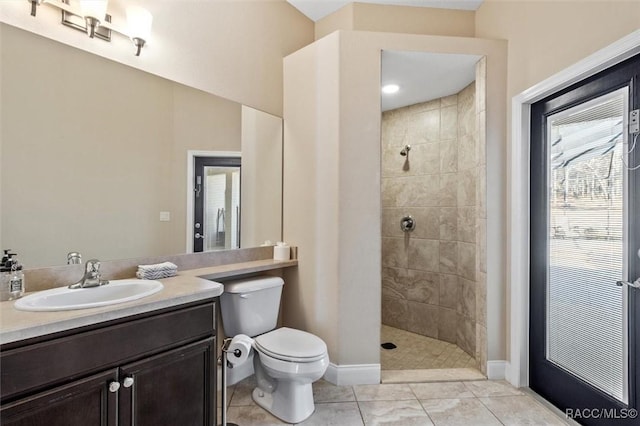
top-left (0, 275), bottom-right (223, 345)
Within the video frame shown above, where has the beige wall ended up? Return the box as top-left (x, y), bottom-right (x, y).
top-left (476, 0), bottom-right (640, 100)
top-left (283, 30), bottom-right (506, 380)
top-left (0, 25), bottom-right (241, 267)
top-left (282, 34), bottom-right (342, 363)
top-left (315, 3), bottom-right (475, 40)
top-left (0, 0), bottom-right (314, 116)
top-left (241, 105), bottom-right (284, 247)
top-left (475, 0), bottom-right (640, 362)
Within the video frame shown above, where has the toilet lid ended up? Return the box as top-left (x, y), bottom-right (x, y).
top-left (255, 327), bottom-right (327, 363)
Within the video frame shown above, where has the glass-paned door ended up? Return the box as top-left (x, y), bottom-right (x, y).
top-left (193, 157), bottom-right (241, 252)
top-left (530, 54), bottom-right (639, 425)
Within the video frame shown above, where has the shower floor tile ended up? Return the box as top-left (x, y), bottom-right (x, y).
top-left (380, 325), bottom-right (477, 371)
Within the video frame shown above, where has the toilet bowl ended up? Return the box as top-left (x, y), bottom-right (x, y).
top-left (251, 327), bottom-right (329, 423)
top-left (220, 276), bottom-right (329, 423)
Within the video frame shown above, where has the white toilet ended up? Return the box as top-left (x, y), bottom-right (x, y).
top-left (220, 276), bottom-right (329, 424)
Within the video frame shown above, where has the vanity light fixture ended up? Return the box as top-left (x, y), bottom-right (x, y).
top-left (26, 0), bottom-right (153, 57)
top-left (382, 84), bottom-right (400, 94)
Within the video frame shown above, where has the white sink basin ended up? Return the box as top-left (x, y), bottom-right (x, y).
top-left (14, 279), bottom-right (164, 312)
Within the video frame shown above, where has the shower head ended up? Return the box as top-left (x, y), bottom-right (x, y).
top-left (400, 145), bottom-right (411, 156)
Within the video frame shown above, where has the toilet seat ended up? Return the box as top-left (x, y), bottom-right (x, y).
top-left (255, 327), bottom-right (327, 363)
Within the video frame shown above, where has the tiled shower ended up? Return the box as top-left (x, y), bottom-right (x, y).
top-left (381, 58), bottom-right (487, 372)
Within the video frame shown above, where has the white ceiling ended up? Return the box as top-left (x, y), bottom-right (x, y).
top-left (287, 0), bottom-right (483, 22)
top-left (381, 50), bottom-right (482, 111)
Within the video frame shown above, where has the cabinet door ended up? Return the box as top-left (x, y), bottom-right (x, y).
top-left (0, 369), bottom-right (118, 426)
top-left (118, 338), bottom-right (216, 426)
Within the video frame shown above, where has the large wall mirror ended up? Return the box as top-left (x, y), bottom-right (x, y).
top-left (0, 24), bottom-right (283, 268)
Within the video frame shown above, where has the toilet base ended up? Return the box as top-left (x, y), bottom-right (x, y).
top-left (252, 381), bottom-right (315, 424)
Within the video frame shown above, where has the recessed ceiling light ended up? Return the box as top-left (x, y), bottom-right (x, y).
top-left (382, 84), bottom-right (400, 94)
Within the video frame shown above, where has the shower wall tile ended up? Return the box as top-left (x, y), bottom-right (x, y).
top-left (458, 277), bottom-right (476, 321)
top-left (440, 106), bottom-right (458, 140)
top-left (476, 57), bottom-right (487, 114)
top-left (478, 110), bottom-right (486, 167)
top-left (381, 85), bottom-right (486, 361)
top-left (382, 237), bottom-right (408, 268)
top-left (384, 177), bottom-right (411, 207)
top-left (458, 134), bottom-right (477, 171)
top-left (458, 83), bottom-right (476, 137)
top-left (408, 239), bottom-right (439, 273)
top-left (438, 173), bottom-right (458, 207)
top-left (407, 301), bottom-right (439, 338)
top-left (439, 273), bottom-right (459, 309)
top-left (441, 94), bottom-right (458, 107)
top-left (406, 269), bottom-right (439, 305)
top-left (408, 207), bottom-right (440, 240)
top-left (457, 168), bottom-right (477, 207)
top-left (382, 296), bottom-right (408, 330)
top-left (409, 98), bottom-right (440, 113)
top-left (457, 207), bottom-right (476, 243)
top-left (381, 145), bottom-right (411, 178)
top-left (439, 241), bottom-right (458, 274)
top-left (382, 208), bottom-right (402, 238)
top-left (457, 317), bottom-right (476, 356)
top-left (478, 218), bottom-right (487, 273)
top-left (476, 324), bottom-right (487, 374)
top-left (458, 242), bottom-right (476, 281)
top-left (412, 176), bottom-right (441, 207)
top-left (382, 266), bottom-right (408, 299)
top-left (384, 207), bottom-right (439, 239)
top-left (409, 109), bottom-right (440, 144)
top-left (439, 208), bottom-right (457, 241)
top-left (439, 139), bottom-right (458, 173)
top-left (412, 142), bottom-right (440, 175)
top-left (382, 112), bottom-right (408, 146)
top-left (476, 271), bottom-right (487, 327)
top-left (478, 164), bottom-right (487, 219)
top-left (438, 307), bottom-right (458, 344)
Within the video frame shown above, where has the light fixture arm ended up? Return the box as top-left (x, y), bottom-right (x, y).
top-left (132, 37), bottom-right (145, 57)
top-left (28, 0), bottom-right (44, 17)
top-left (85, 16), bottom-right (99, 38)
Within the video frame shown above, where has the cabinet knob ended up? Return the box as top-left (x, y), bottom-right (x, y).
top-left (108, 381), bottom-right (121, 393)
top-left (123, 376), bottom-right (135, 388)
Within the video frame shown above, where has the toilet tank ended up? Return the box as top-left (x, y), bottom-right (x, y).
top-left (220, 276), bottom-right (284, 337)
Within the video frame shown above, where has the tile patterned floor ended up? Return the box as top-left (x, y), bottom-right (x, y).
top-left (220, 378), bottom-right (571, 425)
top-left (380, 325), bottom-right (477, 370)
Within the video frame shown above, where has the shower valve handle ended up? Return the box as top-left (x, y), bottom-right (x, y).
top-left (400, 216), bottom-right (415, 232)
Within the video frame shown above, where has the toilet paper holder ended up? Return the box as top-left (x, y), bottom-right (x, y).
top-left (219, 338), bottom-right (240, 426)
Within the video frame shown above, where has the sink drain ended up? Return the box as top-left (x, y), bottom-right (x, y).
top-left (381, 342), bottom-right (397, 350)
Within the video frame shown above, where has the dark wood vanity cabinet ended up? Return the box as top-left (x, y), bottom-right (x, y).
top-left (0, 300), bottom-right (217, 426)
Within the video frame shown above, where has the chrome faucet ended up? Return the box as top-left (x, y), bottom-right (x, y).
top-left (69, 259), bottom-right (109, 289)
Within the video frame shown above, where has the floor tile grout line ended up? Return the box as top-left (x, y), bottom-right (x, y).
top-left (475, 394), bottom-right (509, 426)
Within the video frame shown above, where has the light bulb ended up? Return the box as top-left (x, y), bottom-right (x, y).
top-left (127, 6), bottom-right (153, 41)
top-left (79, 0), bottom-right (108, 21)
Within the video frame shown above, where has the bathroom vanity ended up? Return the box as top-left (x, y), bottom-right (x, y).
top-left (0, 253), bottom-right (298, 426)
top-left (0, 276), bottom-right (223, 426)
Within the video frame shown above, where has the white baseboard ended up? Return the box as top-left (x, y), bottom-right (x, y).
top-left (324, 363), bottom-right (380, 385)
top-left (487, 360), bottom-right (508, 380)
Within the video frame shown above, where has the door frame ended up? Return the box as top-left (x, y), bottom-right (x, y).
top-left (185, 150), bottom-right (241, 253)
top-left (508, 30), bottom-right (640, 388)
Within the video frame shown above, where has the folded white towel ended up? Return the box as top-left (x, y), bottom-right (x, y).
top-left (136, 262), bottom-right (178, 280)
top-left (137, 261), bottom-right (178, 272)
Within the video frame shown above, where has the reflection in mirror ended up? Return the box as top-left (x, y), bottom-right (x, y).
top-left (193, 157), bottom-right (242, 252)
top-left (0, 23), bottom-right (283, 268)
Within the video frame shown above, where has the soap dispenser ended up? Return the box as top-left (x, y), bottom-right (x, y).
top-left (1, 250), bottom-right (24, 301)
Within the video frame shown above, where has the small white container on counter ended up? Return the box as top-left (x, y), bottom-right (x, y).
top-left (273, 242), bottom-right (290, 261)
